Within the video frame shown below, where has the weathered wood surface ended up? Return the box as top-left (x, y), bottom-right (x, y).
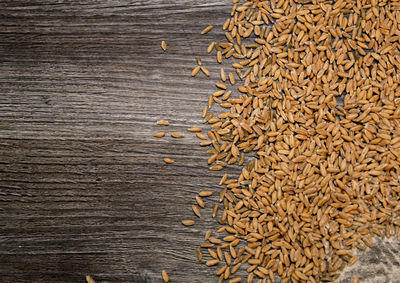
top-left (0, 1), bottom-right (399, 282)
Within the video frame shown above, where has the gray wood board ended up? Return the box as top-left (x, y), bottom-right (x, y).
top-left (0, 1), bottom-right (399, 282)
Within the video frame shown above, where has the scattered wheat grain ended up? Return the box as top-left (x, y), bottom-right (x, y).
top-left (161, 270), bottom-right (168, 283)
top-left (171, 131), bottom-right (185, 138)
top-left (154, 131), bottom-right (165, 138)
top-left (182, 220), bottom-right (195, 226)
top-left (161, 41), bottom-right (167, 51)
top-left (201, 25), bottom-right (213, 35)
top-left (163, 158), bottom-right (174, 164)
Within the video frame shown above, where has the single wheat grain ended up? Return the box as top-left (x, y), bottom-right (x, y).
top-left (161, 41), bottom-right (167, 51)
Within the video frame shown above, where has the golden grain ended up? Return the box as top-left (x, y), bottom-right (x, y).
top-left (220, 68), bottom-right (227, 81)
top-left (201, 25), bottom-right (213, 35)
top-left (192, 205), bottom-right (201, 217)
top-left (212, 204), bottom-right (219, 217)
top-left (200, 140), bottom-right (212, 146)
top-left (154, 131), bottom-right (165, 138)
top-left (228, 72), bottom-right (235, 85)
top-left (219, 174), bottom-right (228, 185)
top-left (207, 42), bottom-right (216, 53)
top-left (156, 120), bottom-right (169, 126)
top-left (197, 248), bottom-right (203, 261)
top-left (206, 259), bottom-right (219, 266)
top-left (188, 127), bottom-right (202, 132)
top-left (196, 133), bottom-right (208, 140)
top-left (182, 220), bottom-right (195, 226)
top-left (171, 131), bottom-right (185, 138)
top-left (210, 164), bottom-right (223, 171)
top-left (216, 83), bottom-right (226, 90)
top-left (201, 106), bottom-right (207, 118)
top-left (188, 1), bottom-right (400, 282)
top-left (192, 65), bottom-right (201, 77)
top-left (196, 196), bottom-right (205, 208)
top-left (208, 248), bottom-right (218, 259)
top-left (231, 262), bottom-right (241, 274)
top-left (163, 158), bottom-right (174, 164)
top-left (217, 51), bottom-right (223, 63)
top-left (216, 266), bottom-right (226, 276)
top-left (86, 275), bottom-right (95, 283)
top-left (204, 229), bottom-right (212, 241)
top-left (161, 270), bottom-right (169, 283)
top-left (195, 56), bottom-right (202, 66)
top-left (161, 41), bottom-right (167, 51)
top-left (209, 237), bottom-right (221, 244)
top-left (199, 190), bottom-right (212, 197)
top-left (348, 255), bottom-right (358, 266)
top-left (201, 67), bottom-right (210, 77)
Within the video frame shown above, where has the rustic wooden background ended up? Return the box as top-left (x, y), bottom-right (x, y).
top-left (1, 1), bottom-right (400, 282)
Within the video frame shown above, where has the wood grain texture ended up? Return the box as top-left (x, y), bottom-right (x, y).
top-left (0, 1), bottom-right (399, 282)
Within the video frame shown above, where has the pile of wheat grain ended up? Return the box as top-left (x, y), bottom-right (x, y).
top-left (181, 0), bottom-right (400, 282)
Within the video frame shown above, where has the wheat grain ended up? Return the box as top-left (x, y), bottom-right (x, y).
top-left (154, 131), bottom-right (165, 138)
top-left (228, 72), bottom-right (235, 85)
top-left (200, 140), bottom-right (212, 146)
top-left (201, 242), bottom-right (214, 248)
top-left (161, 270), bottom-right (168, 283)
top-left (196, 196), bottom-right (205, 208)
top-left (212, 204), bottom-right (219, 217)
top-left (207, 42), bottom-right (216, 53)
top-left (86, 275), bottom-right (95, 283)
top-left (197, 248), bottom-right (203, 261)
top-left (201, 67), bottom-right (210, 77)
top-left (217, 51), bottom-right (223, 63)
top-left (188, 127), bottom-right (202, 132)
top-left (220, 68), bottom-right (227, 82)
top-left (163, 158), bottom-right (174, 164)
top-left (195, 56), bottom-right (202, 66)
top-left (161, 41), bottom-right (167, 51)
top-left (206, 259), bottom-right (219, 266)
top-left (188, 1), bottom-right (400, 282)
top-left (192, 65), bottom-right (201, 77)
top-left (196, 133), bottom-right (208, 140)
top-left (199, 190), bottom-right (212, 197)
top-left (171, 131), bottom-right (185, 138)
top-left (201, 25), bottom-right (213, 35)
top-left (204, 229), bottom-right (212, 241)
top-left (182, 220), bottom-right (195, 226)
top-left (156, 120), bottom-right (169, 126)
top-left (192, 205), bottom-right (201, 217)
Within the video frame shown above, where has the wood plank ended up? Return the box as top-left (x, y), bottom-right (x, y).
top-left (0, 1), bottom-right (400, 282)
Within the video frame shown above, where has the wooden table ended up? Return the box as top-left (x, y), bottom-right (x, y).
top-left (1, 1), bottom-right (399, 282)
